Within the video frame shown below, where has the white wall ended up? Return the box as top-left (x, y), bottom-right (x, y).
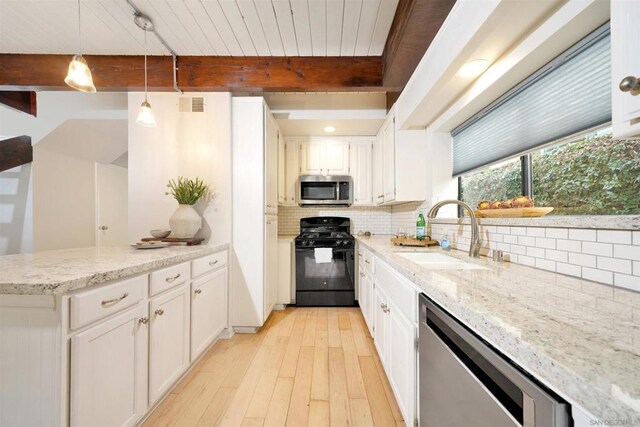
top-left (128, 92), bottom-right (232, 245)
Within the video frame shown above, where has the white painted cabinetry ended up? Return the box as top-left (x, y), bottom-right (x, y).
top-left (191, 266), bottom-right (228, 362)
top-left (300, 139), bottom-right (350, 175)
top-left (283, 138), bottom-right (300, 206)
top-left (277, 238), bottom-right (294, 305)
top-left (70, 304), bottom-right (149, 427)
top-left (349, 138), bottom-right (374, 205)
top-left (278, 129), bottom-right (286, 205)
top-left (148, 284), bottom-right (190, 405)
top-left (611, 0), bottom-right (640, 138)
top-left (374, 132), bottom-right (384, 205)
top-left (265, 216), bottom-right (278, 319)
top-left (265, 108), bottom-right (279, 215)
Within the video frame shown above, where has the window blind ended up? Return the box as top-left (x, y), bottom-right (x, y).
top-left (451, 23), bottom-right (611, 177)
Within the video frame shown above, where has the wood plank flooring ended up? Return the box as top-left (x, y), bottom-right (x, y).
top-left (143, 307), bottom-right (404, 427)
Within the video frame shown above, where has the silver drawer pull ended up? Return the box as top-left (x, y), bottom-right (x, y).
top-left (138, 317), bottom-right (149, 325)
top-left (166, 273), bottom-right (181, 283)
top-left (209, 260), bottom-right (219, 266)
top-left (360, 272), bottom-right (365, 277)
top-left (358, 253), bottom-right (362, 257)
top-left (365, 260), bottom-right (370, 264)
top-left (101, 292), bottom-right (128, 306)
top-left (155, 309), bottom-right (164, 316)
top-left (194, 288), bottom-right (202, 295)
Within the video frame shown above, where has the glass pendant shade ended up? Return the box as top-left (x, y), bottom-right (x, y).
top-left (136, 100), bottom-right (157, 127)
top-left (64, 54), bottom-right (96, 93)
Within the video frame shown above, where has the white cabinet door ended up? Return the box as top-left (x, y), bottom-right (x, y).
top-left (277, 239), bottom-right (293, 305)
top-left (373, 131), bottom-right (384, 205)
top-left (264, 216), bottom-right (278, 321)
top-left (387, 300), bottom-right (417, 425)
top-left (264, 108), bottom-right (279, 214)
top-left (278, 131), bottom-right (286, 205)
top-left (373, 283), bottom-right (389, 366)
top-left (324, 140), bottom-right (350, 175)
top-left (284, 138), bottom-right (299, 206)
top-left (349, 139), bottom-right (373, 205)
top-left (612, 0), bottom-right (640, 138)
top-left (191, 267), bottom-right (228, 361)
top-left (70, 305), bottom-right (148, 427)
top-left (300, 141), bottom-right (325, 175)
top-left (383, 116), bottom-right (396, 203)
top-left (149, 285), bottom-right (190, 405)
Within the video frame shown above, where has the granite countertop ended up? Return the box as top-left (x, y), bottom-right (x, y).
top-left (0, 244), bottom-right (229, 295)
top-left (278, 234), bottom-right (298, 240)
top-left (357, 235), bottom-right (640, 424)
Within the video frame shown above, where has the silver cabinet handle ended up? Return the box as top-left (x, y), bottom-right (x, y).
top-left (101, 292), bottom-right (128, 306)
top-left (98, 225), bottom-right (109, 231)
top-left (620, 75), bottom-right (640, 93)
top-left (360, 272), bottom-right (365, 277)
top-left (166, 273), bottom-right (181, 283)
top-left (365, 260), bottom-right (370, 264)
top-left (155, 309), bottom-right (164, 316)
top-left (209, 260), bottom-right (219, 266)
top-left (138, 317), bottom-right (149, 324)
top-left (194, 288), bottom-right (202, 295)
top-left (358, 253), bottom-right (362, 257)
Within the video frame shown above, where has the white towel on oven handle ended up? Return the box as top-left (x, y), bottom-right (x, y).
top-left (314, 248), bottom-right (333, 263)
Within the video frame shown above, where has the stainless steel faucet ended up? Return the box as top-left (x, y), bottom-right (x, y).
top-left (427, 200), bottom-right (481, 258)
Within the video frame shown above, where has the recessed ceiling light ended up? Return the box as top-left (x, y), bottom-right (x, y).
top-left (458, 59), bottom-right (490, 78)
top-left (324, 126), bottom-right (336, 133)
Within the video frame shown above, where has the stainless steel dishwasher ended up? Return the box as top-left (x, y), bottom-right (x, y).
top-left (419, 294), bottom-right (571, 427)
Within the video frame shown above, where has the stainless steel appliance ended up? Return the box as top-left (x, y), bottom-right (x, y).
top-left (295, 217), bottom-right (355, 306)
top-left (297, 175), bottom-right (353, 206)
top-left (419, 294), bottom-right (570, 427)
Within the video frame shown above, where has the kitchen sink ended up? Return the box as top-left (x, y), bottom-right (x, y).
top-left (395, 252), bottom-right (489, 270)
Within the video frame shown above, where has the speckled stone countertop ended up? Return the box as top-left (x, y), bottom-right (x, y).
top-left (357, 235), bottom-right (640, 424)
top-left (0, 244), bottom-right (228, 295)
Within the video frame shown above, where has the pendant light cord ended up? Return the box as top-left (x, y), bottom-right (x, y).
top-left (77, 0), bottom-right (81, 54)
top-left (144, 29), bottom-right (148, 102)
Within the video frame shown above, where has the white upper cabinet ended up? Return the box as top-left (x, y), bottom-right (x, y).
top-left (373, 132), bottom-right (384, 205)
top-left (382, 115), bottom-right (396, 203)
top-left (284, 138), bottom-right (300, 206)
top-left (349, 138), bottom-right (374, 205)
top-left (612, 0), bottom-right (640, 138)
top-left (264, 106), bottom-right (279, 214)
top-left (278, 130), bottom-right (286, 205)
top-left (300, 139), bottom-right (350, 175)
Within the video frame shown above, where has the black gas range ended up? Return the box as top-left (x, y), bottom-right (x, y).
top-left (295, 217), bottom-right (356, 307)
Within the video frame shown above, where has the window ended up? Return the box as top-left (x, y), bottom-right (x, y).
top-left (459, 158), bottom-right (522, 213)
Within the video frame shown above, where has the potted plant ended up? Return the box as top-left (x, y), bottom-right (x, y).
top-left (166, 177), bottom-right (209, 238)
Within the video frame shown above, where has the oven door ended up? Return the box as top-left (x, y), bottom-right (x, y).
top-left (295, 245), bottom-right (355, 306)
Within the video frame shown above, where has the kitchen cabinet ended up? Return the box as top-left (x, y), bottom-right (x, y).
top-left (191, 267), bottom-right (228, 362)
top-left (349, 138), bottom-right (374, 205)
top-left (265, 107), bottom-right (279, 214)
top-left (277, 238), bottom-right (294, 305)
top-left (70, 304), bottom-right (149, 427)
top-left (148, 284), bottom-right (190, 405)
top-left (373, 132), bottom-right (384, 205)
top-left (278, 131), bottom-right (286, 205)
top-left (300, 139), bottom-right (349, 175)
top-left (382, 114), bottom-right (396, 202)
top-left (611, 0), bottom-right (640, 138)
top-left (265, 217), bottom-right (278, 319)
top-left (373, 283), bottom-right (389, 364)
top-left (284, 138), bottom-right (300, 206)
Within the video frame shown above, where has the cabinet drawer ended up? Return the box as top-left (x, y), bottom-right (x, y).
top-left (70, 275), bottom-right (146, 330)
top-left (150, 262), bottom-right (190, 296)
top-left (375, 259), bottom-right (417, 323)
top-left (191, 250), bottom-right (228, 279)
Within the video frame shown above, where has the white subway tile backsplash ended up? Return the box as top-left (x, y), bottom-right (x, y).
top-left (557, 262), bottom-right (581, 277)
top-left (546, 228), bottom-right (569, 239)
top-left (518, 236), bottom-right (535, 246)
top-left (536, 258), bottom-right (556, 272)
top-left (556, 239), bottom-right (581, 253)
top-left (634, 231), bottom-right (640, 245)
top-left (614, 273), bottom-right (640, 292)
top-left (503, 235), bottom-right (518, 244)
top-left (510, 245), bottom-right (527, 255)
top-left (527, 247), bottom-right (545, 258)
top-left (597, 230), bottom-right (632, 244)
top-left (511, 226), bottom-right (527, 236)
top-left (497, 226), bottom-right (511, 234)
top-left (569, 229), bottom-right (597, 242)
top-left (527, 228), bottom-right (546, 237)
top-left (496, 243), bottom-right (511, 252)
top-left (568, 253), bottom-right (597, 268)
top-left (634, 261), bottom-right (640, 276)
top-left (597, 257), bottom-right (633, 274)
top-left (582, 242), bottom-right (613, 257)
top-left (613, 244), bottom-right (640, 261)
top-left (519, 255), bottom-right (535, 267)
top-left (582, 267), bottom-right (614, 285)
top-left (546, 249), bottom-right (568, 263)
top-left (535, 237), bottom-right (556, 249)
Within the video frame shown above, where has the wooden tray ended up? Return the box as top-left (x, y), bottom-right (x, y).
top-left (391, 237), bottom-right (439, 247)
top-left (141, 237), bottom-right (204, 246)
top-left (474, 207), bottom-right (554, 218)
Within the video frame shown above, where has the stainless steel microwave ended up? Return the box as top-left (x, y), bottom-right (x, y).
top-left (298, 175), bottom-right (353, 206)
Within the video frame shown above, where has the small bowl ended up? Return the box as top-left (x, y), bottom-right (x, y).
top-left (150, 229), bottom-right (171, 239)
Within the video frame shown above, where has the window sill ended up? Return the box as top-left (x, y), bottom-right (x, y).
top-left (430, 215), bottom-right (640, 230)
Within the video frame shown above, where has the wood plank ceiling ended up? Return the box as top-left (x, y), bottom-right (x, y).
top-left (0, 0), bottom-right (399, 57)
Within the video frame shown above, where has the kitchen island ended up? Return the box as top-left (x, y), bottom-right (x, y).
top-left (357, 235), bottom-right (640, 425)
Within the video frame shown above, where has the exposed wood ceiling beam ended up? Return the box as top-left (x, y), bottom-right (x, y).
top-left (0, 55), bottom-right (384, 92)
top-left (382, 0), bottom-right (457, 92)
top-left (0, 91), bottom-right (37, 116)
top-left (0, 136), bottom-right (33, 173)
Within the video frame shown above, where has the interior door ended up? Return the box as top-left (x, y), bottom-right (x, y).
top-left (264, 216), bottom-right (278, 321)
top-left (95, 163), bottom-right (128, 246)
top-left (264, 107), bottom-right (279, 214)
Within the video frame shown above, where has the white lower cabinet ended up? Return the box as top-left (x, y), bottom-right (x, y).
top-left (373, 283), bottom-right (389, 364)
top-left (191, 267), bottom-right (228, 361)
top-left (148, 284), bottom-right (191, 405)
top-left (70, 304), bottom-right (149, 427)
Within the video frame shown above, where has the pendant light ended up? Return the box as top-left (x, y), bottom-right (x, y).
top-left (136, 14), bottom-right (157, 127)
top-left (64, 0), bottom-right (96, 92)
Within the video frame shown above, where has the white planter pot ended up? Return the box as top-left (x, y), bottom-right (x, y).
top-left (169, 204), bottom-right (202, 238)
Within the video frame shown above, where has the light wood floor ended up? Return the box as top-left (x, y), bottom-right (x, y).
top-left (143, 307), bottom-right (404, 427)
